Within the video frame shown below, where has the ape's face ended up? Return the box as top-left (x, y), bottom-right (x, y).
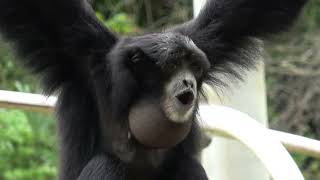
top-left (109, 33), bottom-right (210, 123)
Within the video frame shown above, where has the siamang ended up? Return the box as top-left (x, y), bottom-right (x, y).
top-left (0, 0), bottom-right (308, 180)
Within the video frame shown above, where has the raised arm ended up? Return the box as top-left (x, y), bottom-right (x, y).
top-left (171, 0), bottom-right (308, 84)
top-left (0, 0), bottom-right (117, 93)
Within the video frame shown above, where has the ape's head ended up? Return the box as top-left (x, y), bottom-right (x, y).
top-left (109, 33), bottom-right (210, 124)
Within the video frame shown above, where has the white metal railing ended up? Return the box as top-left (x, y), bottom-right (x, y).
top-left (1, 90), bottom-right (319, 158)
top-left (200, 105), bottom-right (304, 180)
top-left (0, 90), bottom-right (56, 112)
top-left (1, 90), bottom-right (320, 179)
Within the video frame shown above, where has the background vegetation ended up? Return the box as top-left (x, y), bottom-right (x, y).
top-left (0, 0), bottom-right (319, 179)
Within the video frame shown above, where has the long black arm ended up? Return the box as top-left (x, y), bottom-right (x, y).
top-left (0, 0), bottom-right (117, 93)
top-left (172, 0), bottom-right (308, 84)
top-left (0, 1), bottom-right (119, 180)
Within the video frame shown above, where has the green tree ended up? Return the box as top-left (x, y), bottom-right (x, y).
top-left (0, 110), bottom-right (57, 180)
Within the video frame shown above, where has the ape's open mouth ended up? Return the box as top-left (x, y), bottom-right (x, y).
top-left (176, 90), bottom-right (194, 106)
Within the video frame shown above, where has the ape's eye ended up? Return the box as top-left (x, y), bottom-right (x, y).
top-left (131, 54), bottom-right (140, 63)
top-left (168, 61), bottom-right (180, 71)
top-left (130, 49), bottom-right (144, 64)
top-left (190, 64), bottom-right (204, 78)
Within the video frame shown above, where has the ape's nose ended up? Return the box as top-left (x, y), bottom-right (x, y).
top-left (183, 79), bottom-right (195, 89)
top-left (175, 90), bottom-right (194, 106)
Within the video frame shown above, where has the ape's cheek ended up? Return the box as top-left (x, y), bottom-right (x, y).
top-left (128, 98), bottom-right (192, 149)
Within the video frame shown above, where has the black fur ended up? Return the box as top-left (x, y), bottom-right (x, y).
top-left (0, 0), bottom-right (116, 93)
top-left (171, 0), bottom-right (308, 85)
top-left (0, 0), bottom-right (307, 180)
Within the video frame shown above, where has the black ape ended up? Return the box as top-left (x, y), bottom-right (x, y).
top-left (0, 0), bottom-right (307, 180)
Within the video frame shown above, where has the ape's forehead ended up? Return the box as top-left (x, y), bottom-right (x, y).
top-left (133, 32), bottom-right (208, 67)
top-left (155, 33), bottom-right (197, 51)
top-left (137, 33), bottom-right (197, 55)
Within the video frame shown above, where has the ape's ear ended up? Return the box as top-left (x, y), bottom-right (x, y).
top-left (0, 0), bottom-right (117, 94)
top-left (171, 0), bottom-right (308, 83)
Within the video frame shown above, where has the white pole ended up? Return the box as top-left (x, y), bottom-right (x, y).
top-left (193, 1), bottom-right (270, 180)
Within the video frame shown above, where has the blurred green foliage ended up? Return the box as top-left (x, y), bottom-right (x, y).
top-left (99, 12), bottom-right (139, 34)
top-left (0, 110), bottom-right (57, 180)
top-left (0, 0), bottom-right (319, 179)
